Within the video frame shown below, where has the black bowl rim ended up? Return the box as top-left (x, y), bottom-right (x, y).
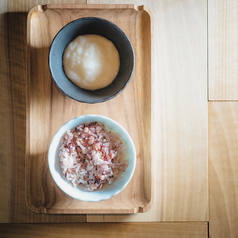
top-left (48, 17), bottom-right (135, 104)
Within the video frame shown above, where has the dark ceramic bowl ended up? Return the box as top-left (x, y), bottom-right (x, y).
top-left (49, 17), bottom-right (135, 104)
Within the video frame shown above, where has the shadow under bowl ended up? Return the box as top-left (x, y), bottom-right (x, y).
top-left (49, 17), bottom-right (135, 104)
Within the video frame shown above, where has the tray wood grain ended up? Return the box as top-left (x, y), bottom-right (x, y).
top-left (26, 4), bottom-right (153, 214)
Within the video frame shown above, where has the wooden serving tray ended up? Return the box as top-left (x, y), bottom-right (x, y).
top-left (26, 4), bottom-right (153, 214)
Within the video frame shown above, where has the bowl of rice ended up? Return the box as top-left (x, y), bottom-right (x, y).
top-left (48, 114), bottom-right (136, 202)
top-left (49, 17), bottom-right (135, 104)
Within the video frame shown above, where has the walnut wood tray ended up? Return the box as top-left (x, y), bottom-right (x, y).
top-left (26, 4), bottom-right (153, 214)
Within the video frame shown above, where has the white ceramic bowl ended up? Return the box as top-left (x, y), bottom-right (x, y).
top-left (48, 114), bottom-right (136, 202)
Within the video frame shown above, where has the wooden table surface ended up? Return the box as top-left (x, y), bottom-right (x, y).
top-left (0, 0), bottom-right (237, 237)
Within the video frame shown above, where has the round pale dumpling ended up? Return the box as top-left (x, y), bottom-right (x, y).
top-left (63, 35), bottom-right (120, 90)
